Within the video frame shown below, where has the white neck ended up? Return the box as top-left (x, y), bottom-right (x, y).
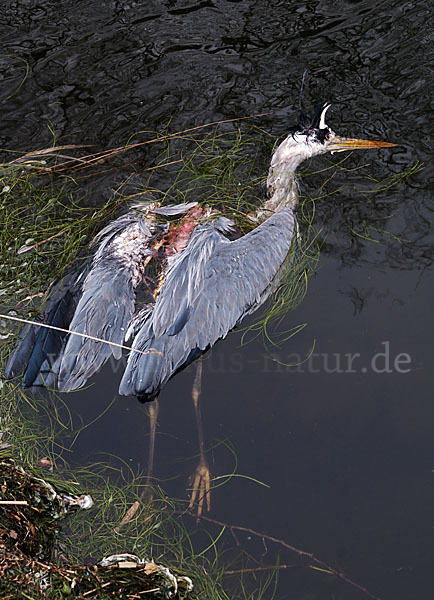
top-left (253, 135), bottom-right (314, 222)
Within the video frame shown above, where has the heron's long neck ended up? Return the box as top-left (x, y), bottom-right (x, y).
top-left (255, 139), bottom-right (308, 223)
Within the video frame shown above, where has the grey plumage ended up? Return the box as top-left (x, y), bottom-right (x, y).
top-left (4, 270), bottom-right (85, 387)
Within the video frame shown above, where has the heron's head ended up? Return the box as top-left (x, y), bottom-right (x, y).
top-left (278, 102), bottom-right (396, 166)
top-left (265, 102), bottom-right (396, 214)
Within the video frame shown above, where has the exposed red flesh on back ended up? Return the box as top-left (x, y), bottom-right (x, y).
top-left (164, 205), bottom-right (209, 256)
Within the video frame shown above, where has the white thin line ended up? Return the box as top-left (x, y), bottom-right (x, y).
top-left (0, 313), bottom-right (163, 357)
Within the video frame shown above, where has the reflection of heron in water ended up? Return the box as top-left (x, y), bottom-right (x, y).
top-left (5, 102), bottom-right (395, 515)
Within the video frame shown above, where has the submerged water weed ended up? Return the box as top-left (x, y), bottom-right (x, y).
top-left (0, 168), bottom-right (121, 312)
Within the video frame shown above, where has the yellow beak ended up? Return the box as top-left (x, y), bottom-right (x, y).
top-left (328, 136), bottom-right (397, 152)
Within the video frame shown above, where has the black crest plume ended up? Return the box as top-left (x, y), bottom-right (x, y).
top-left (296, 101), bottom-right (330, 134)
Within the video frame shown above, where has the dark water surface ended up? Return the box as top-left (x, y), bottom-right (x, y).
top-left (1, 1), bottom-right (433, 598)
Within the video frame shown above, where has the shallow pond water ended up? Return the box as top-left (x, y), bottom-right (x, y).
top-left (1, 1), bottom-right (433, 598)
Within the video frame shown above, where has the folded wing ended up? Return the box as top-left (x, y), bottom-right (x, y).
top-left (57, 208), bottom-right (160, 391)
top-left (119, 208), bottom-right (295, 399)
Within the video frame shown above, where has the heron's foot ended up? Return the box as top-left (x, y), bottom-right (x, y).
top-left (188, 458), bottom-right (211, 518)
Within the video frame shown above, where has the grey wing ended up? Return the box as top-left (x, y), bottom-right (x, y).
top-left (119, 208), bottom-right (295, 398)
top-left (57, 210), bottom-right (160, 392)
top-left (4, 268), bottom-right (87, 388)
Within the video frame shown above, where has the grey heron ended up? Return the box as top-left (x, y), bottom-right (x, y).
top-left (4, 101), bottom-right (395, 514)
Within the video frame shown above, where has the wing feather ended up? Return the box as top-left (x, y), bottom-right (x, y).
top-left (4, 270), bottom-right (85, 386)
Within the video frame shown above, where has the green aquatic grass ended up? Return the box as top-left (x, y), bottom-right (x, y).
top-left (155, 126), bottom-right (269, 218)
top-left (0, 168), bottom-right (122, 302)
top-left (362, 160), bottom-right (423, 193)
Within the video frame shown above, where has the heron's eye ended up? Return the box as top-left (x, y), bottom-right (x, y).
top-left (316, 128), bottom-right (330, 144)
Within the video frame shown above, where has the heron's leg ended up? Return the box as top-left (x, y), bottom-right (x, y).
top-left (188, 357), bottom-right (211, 517)
top-left (145, 398), bottom-right (159, 489)
top-left (114, 398), bottom-right (159, 532)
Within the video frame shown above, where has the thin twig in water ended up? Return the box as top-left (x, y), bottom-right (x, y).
top-left (11, 144), bottom-right (93, 163)
top-left (32, 113), bottom-right (270, 173)
top-left (16, 293), bottom-right (44, 305)
top-left (82, 581), bottom-right (111, 597)
top-left (185, 512), bottom-right (383, 600)
top-left (225, 564), bottom-right (301, 575)
top-left (17, 227), bottom-right (70, 254)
